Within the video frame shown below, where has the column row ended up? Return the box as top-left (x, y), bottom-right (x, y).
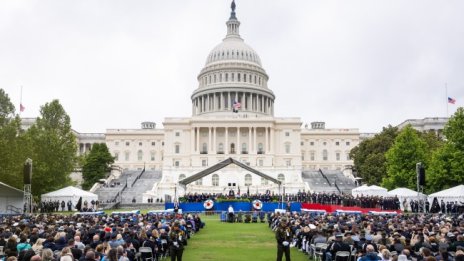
top-left (192, 91), bottom-right (274, 115)
top-left (191, 126), bottom-right (273, 154)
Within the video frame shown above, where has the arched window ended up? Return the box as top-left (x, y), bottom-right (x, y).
top-left (179, 174), bottom-right (186, 181)
top-left (218, 143), bottom-right (224, 153)
top-left (261, 177), bottom-right (268, 186)
top-left (212, 174), bottom-right (219, 186)
top-left (241, 143), bottom-right (247, 154)
top-left (285, 143), bottom-right (291, 154)
top-left (245, 174), bottom-right (252, 186)
top-left (225, 73), bottom-right (228, 82)
top-left (244, 74), bottom-right (247, 82)
top-left (232, 73), bottom-right (234, 81)
top-left (323, 149), bottom-right (328, 161)
top-left (278, 174), bottom-right (285, 183)
top-left (238, 73), bottom-right (241, 82)
top-left (202, 143), bottom-right (208, 154)
top-left (214, 74), bottom-right (217, 83)
top-left (219, 73), bottom-right (222, 82)
top-left (195, 178), bottom-right (203, 186)
top-left (230, 143), bottom-right (235, 154)
top-left (258, 143), bottom-right (264, 154)
top-left (137, 150), bottom-right (143, 161)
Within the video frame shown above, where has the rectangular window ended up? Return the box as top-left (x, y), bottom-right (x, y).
top-left (151, 141), bottom-right (156, 146)
top-left (336, 152), bottom-right (340, 161)
top-left (139, 142), bottom-right (142, 146)
top-left (346, 141), bottom-right (351, 146)
top-left (125, 152), bottom-right (130, 161)
top-left (285, 132), bottom-right (290, 137)
top-left (300, 141), bottom-right (304, 146)
top-left (310, 152), bottom-right (315, 161)
top-left (286, 160), bottom-right (291, 167)
top-left (125, 141), bottom-right (130, 146)
top-left (115, 141), bottom-right (119, 146)
top-left (310, 141), bottom-right (314, 146)
top-left (151, 153), bottom-right (155, 161)
top-left (202, 159), bottom-right (208, 167)
top-left (114, 152), bottom-right (119, 161)
top-left (175, 144), bottom-right (180, 154)
top-left (258, 159), bottom-right (264, 166)
top-left (174, 161), bottom-right (179, 167)
top-left (335, 141), bottom-right (340, 146)
top-left (175, 132), bottom-right (180, 137)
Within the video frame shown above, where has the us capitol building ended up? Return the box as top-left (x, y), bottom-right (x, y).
top-left (74, 2), bottom-right (361, 202)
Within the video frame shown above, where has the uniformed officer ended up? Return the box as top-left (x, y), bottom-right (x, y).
top-left (275, 217), bottom-right (293, 261)
top-left (169, 221), bottom-right (186, 261)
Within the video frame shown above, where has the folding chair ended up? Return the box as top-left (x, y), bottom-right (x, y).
top-left (138, 247), bottom-right (154, 261)
top-left (313, 243), bottom-right (328, 261)
top-left (335, 251), bottom-right (351, 261)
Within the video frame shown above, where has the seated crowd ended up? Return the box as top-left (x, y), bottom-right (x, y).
top-left (270, 212), bottom-right (464, 261)
top-left (0, 212), bottom-right (204, 261)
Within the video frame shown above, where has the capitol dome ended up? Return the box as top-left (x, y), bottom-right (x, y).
top-left (191, 1), bottom-right (275, 118)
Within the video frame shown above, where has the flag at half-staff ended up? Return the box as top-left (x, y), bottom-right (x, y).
top-left (233, 100), bottom-right (241, 113)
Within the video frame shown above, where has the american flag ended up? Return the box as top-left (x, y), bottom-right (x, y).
top-left (233, 101), bottom-right (241, 112)
top-left (448, 97), bottom-right (456, 104)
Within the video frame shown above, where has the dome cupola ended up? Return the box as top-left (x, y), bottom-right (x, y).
top-left (191, 0), bottom-right (275, 118)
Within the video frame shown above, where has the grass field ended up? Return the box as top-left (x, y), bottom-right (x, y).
top-left (182, 214), bottom-right (309, 261)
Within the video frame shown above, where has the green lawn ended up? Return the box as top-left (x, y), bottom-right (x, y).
top-left (182, 214), bottom-right (310, 261)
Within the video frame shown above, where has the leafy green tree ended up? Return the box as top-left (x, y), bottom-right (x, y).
top-left (350, 125), bottom-right (398, 185)
top-left (82, 143), bottom-right (114, 190)
top-left (382, 125), bottom-right (428, 190)
top-left (25, 100), bottom-right (77, 195)
top-left (427, 107), bottom-right (464, 193)
top-left (0, 89), bottom-right (30, 189)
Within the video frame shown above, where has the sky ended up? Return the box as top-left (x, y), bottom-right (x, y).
top-left (1, 0), bottom-right (463, 134)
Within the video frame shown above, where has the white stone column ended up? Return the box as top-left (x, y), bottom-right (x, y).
top-left (237, 127), bottom-right (240, 153)
top-left (265, 127), bottom-right (269, 153)
top-left (248, 127), bottom-right (252, 153)
top-left (196, 127), bottom-right (200, 154)
top-left (253, 127), bottom-right (257, 153)
top-left (213, 127), bottom-right (217, 153)
top-left (225, 127), bottom-right (229, 154)
top-left (208, 127), bottom-right (212, 152)
top-left (191, 127), bottom-right (195, 153)
top-left (270, 128), bottom-right (274, 153)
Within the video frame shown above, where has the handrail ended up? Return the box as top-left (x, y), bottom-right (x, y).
top-left (318, 169), bottom-right (332, 186)
top-left (7, 205), bottom-right (22, 214)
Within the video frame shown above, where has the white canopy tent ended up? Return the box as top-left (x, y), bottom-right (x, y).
top-left (41, 186), bottom-right (98, 209)
top-left (0, 182), bottom-right (24, 214)
top-left (352, 185), bottom-right (389, 197)
top-left (429, 185), bottom-right (464, 202)
top-left (388, 187), bottom-right (427, 211)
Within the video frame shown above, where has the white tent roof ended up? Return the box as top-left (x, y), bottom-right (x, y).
top-left (388, 187), bottom-right (426, 198)
top-left (429, 185), bottom-right (464, 199)
top-left (41, 186), bottom-right (98, 208)
top-left (42, 186), bottom-right (97, 198)
top-left (352, 184), bottom-right (389, 197)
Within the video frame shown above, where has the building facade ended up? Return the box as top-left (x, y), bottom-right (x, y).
top-left (102, 4), bottom-right (360, 199)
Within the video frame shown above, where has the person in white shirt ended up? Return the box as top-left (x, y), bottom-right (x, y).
top-left (228, 205), bottom-right (235, 222)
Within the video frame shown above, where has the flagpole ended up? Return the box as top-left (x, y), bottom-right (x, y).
top-left (20, 86), bottom-right (23, 116)
top-left (445, 83), bottom-right (448, 117)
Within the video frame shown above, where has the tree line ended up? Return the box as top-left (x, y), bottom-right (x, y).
top-left (350, 107), bottom-right (464, 193)
top-left (0, 89), bottom-right (113, 197)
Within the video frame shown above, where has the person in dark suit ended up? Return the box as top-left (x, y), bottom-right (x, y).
top-left (326, 233), bottom-right (351, 261)
top-left (275, 218), bottom-right (293, 261)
